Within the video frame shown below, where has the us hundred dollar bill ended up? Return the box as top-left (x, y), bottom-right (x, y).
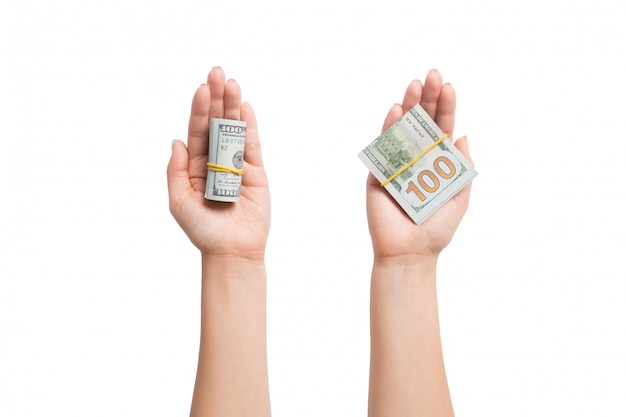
top-left (358, 103), bottom-right (477, 224)
top-left (205, 118), bottom-right (246, 202)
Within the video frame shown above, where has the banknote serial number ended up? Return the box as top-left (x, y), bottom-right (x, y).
top-left (220, 137), bottom-right (245, 145)
top-left (404, 155), bottom-right (457, 201)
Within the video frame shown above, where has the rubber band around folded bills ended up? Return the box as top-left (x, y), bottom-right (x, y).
top-left (207, 162), bottom-right (244, 176)
top-left (380, 133), bottom-right (448, 187)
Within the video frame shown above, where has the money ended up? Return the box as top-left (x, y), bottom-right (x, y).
top-left (358, 103), bottom-right (477, 224)
top-left (205, 118), bottom-right (246, 202)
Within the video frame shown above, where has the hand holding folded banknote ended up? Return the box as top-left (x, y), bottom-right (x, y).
top-left (363, 69), bottom-right (476, 260)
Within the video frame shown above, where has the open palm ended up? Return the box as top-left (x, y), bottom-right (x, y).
top-left (167, 67), bottom-right (270, 260)
top-left (367, 70), bottom-right (474, 261)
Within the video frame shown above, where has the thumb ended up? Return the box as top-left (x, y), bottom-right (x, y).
top-left (167, 139), bottom-right (192, 204)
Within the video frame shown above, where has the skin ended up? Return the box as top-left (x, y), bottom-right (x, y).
top-left (367, 69), bottom-right (473, 262)
top-left (168, 67), bottom-right (270, 261)
top-left (167, 67), bottom-right (474, 417)
top-left (367, 69), bottom-right (474, 417)
top-left (167, 67), bottom-right (271, 417)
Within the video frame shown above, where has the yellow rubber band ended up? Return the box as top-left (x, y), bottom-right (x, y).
top-left (207, 162), bottom-right (244, 175)
top-left (380, 133), bottom-right (448, 187)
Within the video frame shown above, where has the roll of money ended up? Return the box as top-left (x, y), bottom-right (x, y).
top-left (358, 103), bottom-right (477, 224)
top-left (205, 118), bottom-right (246, 202)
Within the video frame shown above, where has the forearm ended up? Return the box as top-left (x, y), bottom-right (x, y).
top-left (190, 255), bottom-right (271, 417)
top-left (368, 256), bottom-right (454, 417)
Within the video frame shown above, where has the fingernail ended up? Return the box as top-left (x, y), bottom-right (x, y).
top-left (464, 136), bottom-right (469, 151)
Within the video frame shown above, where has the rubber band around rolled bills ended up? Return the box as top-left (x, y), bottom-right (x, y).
top-left (207, 162), bottom-right (244, 175)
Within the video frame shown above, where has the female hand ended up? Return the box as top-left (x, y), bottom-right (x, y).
top-left (366, 69), bottom-right (474, 263)
top-left (167, 67), bottom-right (270, 261)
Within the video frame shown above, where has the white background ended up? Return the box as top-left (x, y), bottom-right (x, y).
top-left (1, 0), bottom-right (625, 415)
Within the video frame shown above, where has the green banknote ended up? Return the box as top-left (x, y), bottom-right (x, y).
top-left (205, 118), bottom-right (246, 202)
top-left (358, 103), bottom-right (477, 224)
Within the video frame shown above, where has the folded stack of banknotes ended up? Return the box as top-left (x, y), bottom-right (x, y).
top-left (358, 103), bottom-right (477, 224)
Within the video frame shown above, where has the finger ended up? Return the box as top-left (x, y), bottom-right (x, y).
top-left (452, 136), bottom-right (473, 206)
top-left (443, 135), bottom-right (473, 211)
top-left (401, 79), bottom-right (423, 114)
top-left (208, 66), bottom-right (226, 120)
top-left (187, 84), bottom-right (211, 181)
top-left (435, 83), bottom-right (456, 139)
top-left (224, 79), bottom-right (242, 121)
top-left (453, 135), bottom-right (474, 167)
top-left (167, 139), bottom-right (192, 211)
top-left (367, 171), bottom-right (381, 187)
top-left (241, 102), bottom-right (264, 169)
top-left (421, 69), bottom-right (443, 120)
top-left (382, 103), bottom-right (404, 132)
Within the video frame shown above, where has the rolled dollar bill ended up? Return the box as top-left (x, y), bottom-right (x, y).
top-left (205, 118), bottom-right (246, 202)
top-left (358, 103), bottom-right (477, 224)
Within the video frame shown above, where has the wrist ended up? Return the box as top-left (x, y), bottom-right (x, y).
top-left (201, 254), bottom-right (266, 283)
top-left (371, 254), bottom-right (438, 286)
top-left (198, 243), bottom-right (266, 263)
top-left (372, 253), bottom-right (438, 272)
